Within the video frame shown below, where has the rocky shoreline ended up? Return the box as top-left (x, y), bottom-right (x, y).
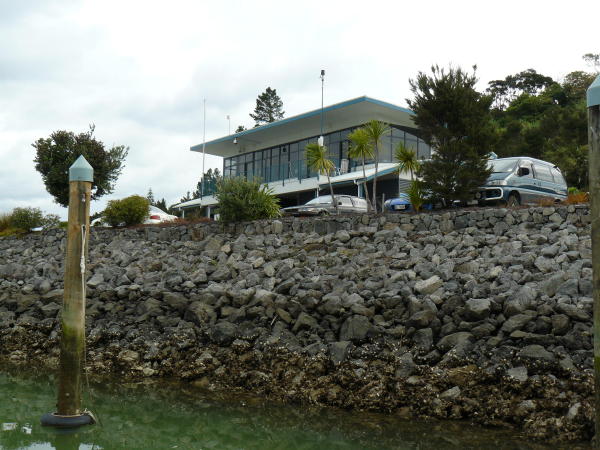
top-left (0, 205), bottom-right (594, 443)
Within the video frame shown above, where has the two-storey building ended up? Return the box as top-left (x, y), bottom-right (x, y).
top-left (176, 96), bottom-right (431, 216)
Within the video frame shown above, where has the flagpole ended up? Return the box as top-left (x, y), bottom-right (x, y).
top-left (201, 98), bottom-right (206, 198)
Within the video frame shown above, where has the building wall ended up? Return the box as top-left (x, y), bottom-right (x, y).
top-left (223, 124), bottom-right (431, 185)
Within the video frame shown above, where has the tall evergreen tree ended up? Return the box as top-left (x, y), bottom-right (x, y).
top-left (407, 65), bottom-right (496, 206)
top-left (250, 87), bottom-right (284, 126)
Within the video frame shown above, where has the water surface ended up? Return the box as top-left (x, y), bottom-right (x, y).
top-left (0, 371), bottom-right (583, 449)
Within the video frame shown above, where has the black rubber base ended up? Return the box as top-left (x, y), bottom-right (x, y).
top-left (41, 412), bottom-right (95, 428)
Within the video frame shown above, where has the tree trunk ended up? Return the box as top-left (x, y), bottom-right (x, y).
top-left (362, 155), bottom-right (372, 212)
top-left (372, 144), bottom-right (379, 213)
top-left (326, 172), bottom-right (338, 215)
top-left (589, 104), bottom-right (600, 446)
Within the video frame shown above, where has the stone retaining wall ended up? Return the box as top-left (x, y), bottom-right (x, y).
top-left (0, 204), bottom-right (594, 443)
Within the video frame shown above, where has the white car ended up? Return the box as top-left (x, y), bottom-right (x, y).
top-left (145, 206), bottom-right (178, 224)
top-left (91, 206), bottom-right (177, 227)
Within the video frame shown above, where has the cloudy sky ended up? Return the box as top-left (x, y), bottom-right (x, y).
top-left (1, 0), bottom-right (598, 219)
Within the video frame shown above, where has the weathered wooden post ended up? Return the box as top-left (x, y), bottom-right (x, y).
top-left (41, 155), bottom-right (95, 428)
top-left (588, 74), bottom-right (600, 447)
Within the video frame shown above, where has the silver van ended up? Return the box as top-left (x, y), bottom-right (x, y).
top-left (476, 157), bottom-right (567, 206)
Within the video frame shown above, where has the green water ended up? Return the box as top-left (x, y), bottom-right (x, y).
top-left (0, 371), bottom-right (581, 450)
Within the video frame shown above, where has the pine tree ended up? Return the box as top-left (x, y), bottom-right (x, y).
top-left (146, 188), bottom-right (155, 206)
top-left (250, 87), bottom-right (284, 126)
top-left (407, 65), bottom-right (496, 206)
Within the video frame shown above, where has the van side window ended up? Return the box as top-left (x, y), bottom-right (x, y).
top-left (550, 168), bottom-right (566, 185)
top-left (533, 164), bottom-right (554, 182)
top-left (519, 162), bottom-right (533, 177)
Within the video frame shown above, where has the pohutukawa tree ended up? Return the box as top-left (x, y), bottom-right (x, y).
top-left (32, 125), bottom-right (128, 207)
top-left (250, 87), bottom-right (285, 126)
top-left (407, 65), bottom-right (496, 207)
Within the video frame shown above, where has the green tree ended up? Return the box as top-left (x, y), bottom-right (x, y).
top-left (193, 168), bottom-right (222, 199)
top-left (583, 52), bottom-right (600, 73)
top-left (395, 142), bottom-right (419, 181)
top-left (235, 125), bottom-right (247, 133)
top-left (407, 65), bottom-right (495, 206)
top-left (250, 87), bottom-right (284, 126)
top-left (305, 142), bottom-right (338, 215)
top-left (491, 66), bottom-right (593, 189)
top-left (487, 69), bottom-right (554, 110)
top-left (348, 128), bottom-right (374, 212)
top-left (103, 195), bottom-right (149, 227)
top-left (215, 177), bottom-right (281, 223)
top-left (32, 125), bottom-right (128, 207)
top-left (146, 188), bottom-right (156, 205)
top-left (361, 120), bottom-right (390, 213)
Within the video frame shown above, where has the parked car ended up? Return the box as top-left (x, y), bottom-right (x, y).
top-left (91, 205), bottom-right (177, 227)
top-left (383, 193), bottom-right (412, 212)
top-left (383, 194), bottom-right (435, 213)
top-left (145, 205), bottom-right (178, 224)
top-left (282, 195), bottom-right (368, 216)
top-left (476, 157), bottom-right (567, 206)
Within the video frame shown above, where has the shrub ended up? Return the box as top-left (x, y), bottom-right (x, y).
top-left (407, 180), bottom-right (426, 213)
top-left (0, 212), bottom-right (12, 232)
top-left (215, 177), bottom-right (281, 223)
top-left (11, 207), bottom-right (45, 231)
top-left (103, 195), bottom-right (149, 227)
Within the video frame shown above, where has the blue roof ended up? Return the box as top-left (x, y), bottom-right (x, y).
top-left (191, 96), bottom-right (414, 152)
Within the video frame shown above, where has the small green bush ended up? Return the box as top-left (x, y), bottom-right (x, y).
top-left (215, 177), bottom-right (281, 223)
top-left (0, 212), bottom-right (12, 232)
top-left (407, 180), bottom-right (426, 213)
top-left (103, 195), bottom-right (149, 227)
top-left (11, 207), bottom-right (45, 231)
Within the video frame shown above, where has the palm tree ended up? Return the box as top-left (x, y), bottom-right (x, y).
top-left (362, 120), bottom-right (390, 213)
top-left (348, 128), bottom-right (374, 212)
top-left (305, 142), bottom-right (338, 215)
top-left (395, 142), bottom-right (420, 196)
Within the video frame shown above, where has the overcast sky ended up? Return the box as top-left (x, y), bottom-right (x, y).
top-left (1, 0), bottom-right (598, 219)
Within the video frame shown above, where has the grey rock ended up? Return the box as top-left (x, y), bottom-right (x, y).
top-left (292, 312), bottom-right (319, 333)
top-left (437, 332), bottom-right (473, 352)
top-left (463, 298), bottom-right (491, 321)
top-left (395, 352), bottom-right (416, 378)
top-left (210, 321), bottom-right (238, 345)
top-left (518, 344), bottom-right (555, 362)
top-left (506, 366), bottom-right (528, 382)
top-left (339, 315), bottom-right (371, 342)
top-left (440, 386), bottom-right (461, 400)
top-left (502, 313), bottom-right (534, 333)
top-left (407, 309), bottom-right (436, 328)
top-left (551, 314), bottom-right (570, 335)
top-left (413, 328), bottom-right (433, 353)
top-left (329, 341), bottom-right (352, 365)
top-left (414, 276), bottom-right (443, 295)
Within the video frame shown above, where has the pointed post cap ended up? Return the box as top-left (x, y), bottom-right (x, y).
top-left (587, 74), bottom-right (600, 107)
top-left (69, 155), bottom-right (94, 182)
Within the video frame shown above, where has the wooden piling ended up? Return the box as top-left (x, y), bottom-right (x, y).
top-left (56, 156), bottom-right (93, 417)
top-left (588, 75), bottom-right (600, 448)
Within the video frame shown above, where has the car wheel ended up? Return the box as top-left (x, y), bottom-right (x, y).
top-left (507, 193), bottom-right (520, 207)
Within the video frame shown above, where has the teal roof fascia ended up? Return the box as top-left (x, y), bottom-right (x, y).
top-left (587, 74), bottom-right (600, 107)
top-left (318, 166), bottom-right (398, 187)
top-left (191, 96), bottom-right (414, 152)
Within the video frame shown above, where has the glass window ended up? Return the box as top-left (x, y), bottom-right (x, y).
top-left (551, 168), bottom-right (565, 185)
top-left (418, 139), bottom-right (430, 159)
top-left (533, 164), bottom-right (553, 182)
top-left (339, 197), bottom-right (352, 206)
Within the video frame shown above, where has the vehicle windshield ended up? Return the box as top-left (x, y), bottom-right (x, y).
top-left (488, 159), bottom-right (518, 173)
top-left (149, 206), bottom-right (166, 214)
top-left (305, 196), bottom-right (333, 205)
